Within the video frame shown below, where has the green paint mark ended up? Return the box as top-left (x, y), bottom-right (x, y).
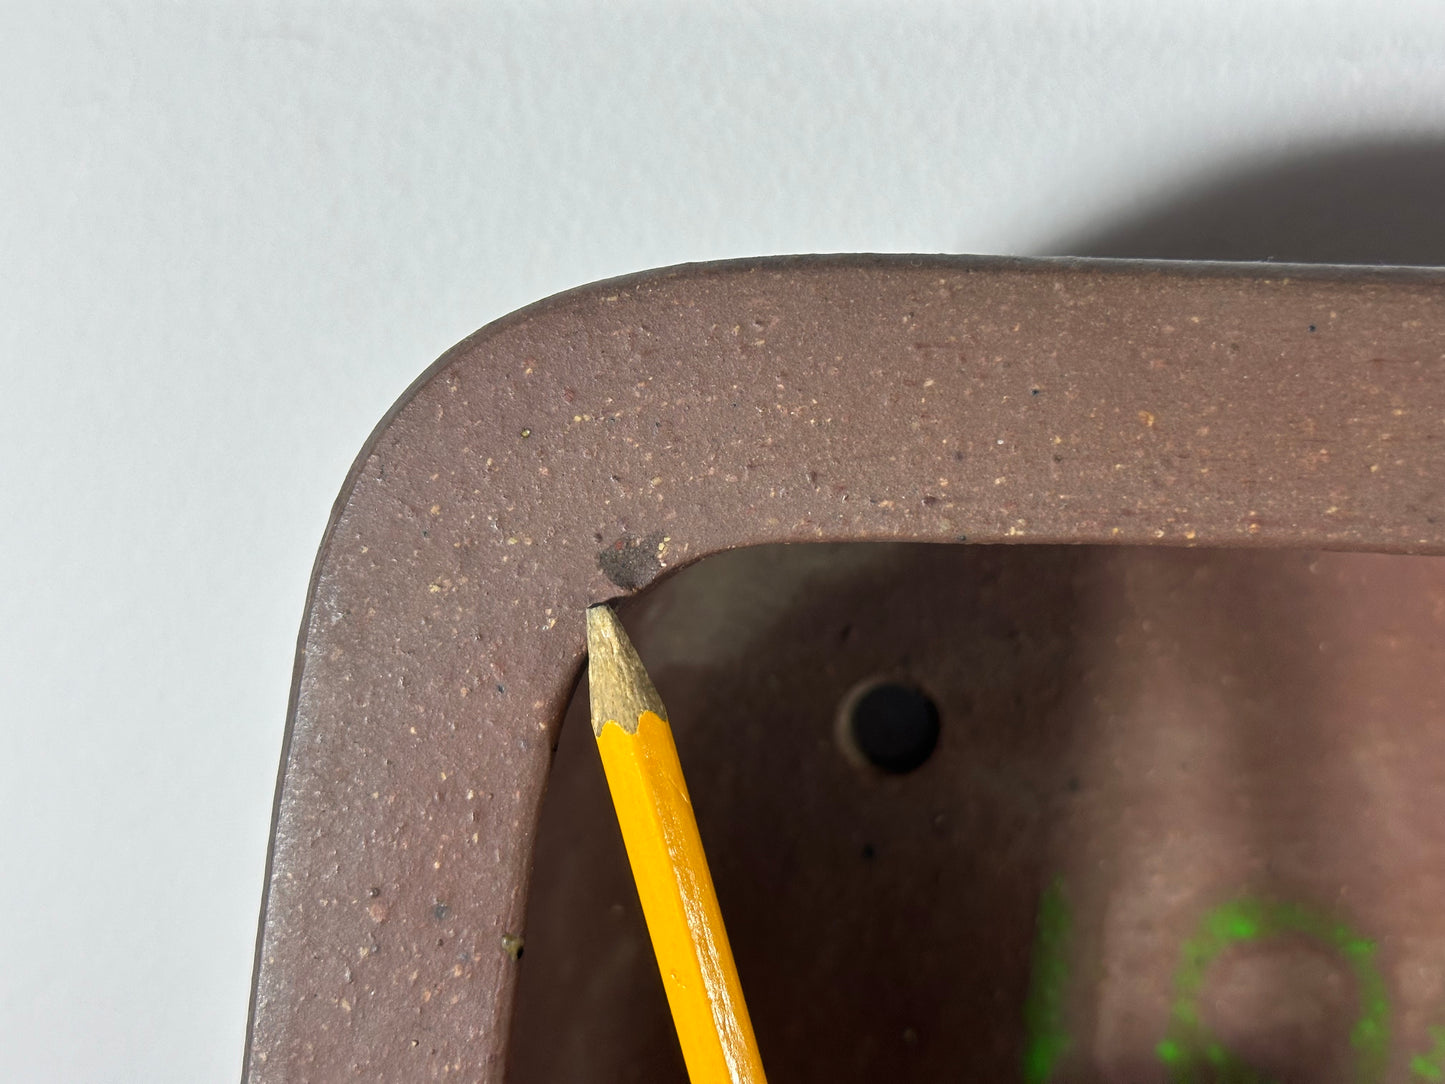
top-left (1022, 878), bottom-right (1072, 1083)
top-left (1160, 899), bottom-right (1390, 1084)
top-left (1411, 1025), bottom-right (1445, 1080)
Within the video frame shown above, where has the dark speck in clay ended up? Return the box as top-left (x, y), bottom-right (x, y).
top-left (597, 531), bottom-right (667, 590)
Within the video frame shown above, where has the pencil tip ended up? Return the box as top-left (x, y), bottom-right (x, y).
top-left (586, 605), bottom-right (665, 736)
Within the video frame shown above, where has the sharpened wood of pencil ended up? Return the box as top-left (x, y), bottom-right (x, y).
top-left (586, 605), bottom-right (768, 1084)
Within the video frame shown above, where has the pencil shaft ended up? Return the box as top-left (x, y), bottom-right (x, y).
top-left (587, 607), bottom-right (767, 1084)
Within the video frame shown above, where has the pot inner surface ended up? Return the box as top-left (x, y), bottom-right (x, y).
top-left (511, 543), bottom-right (1445, 1083)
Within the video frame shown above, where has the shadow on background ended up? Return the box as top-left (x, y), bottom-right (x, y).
top-left (1047, 137), bottom-right (1445, 266)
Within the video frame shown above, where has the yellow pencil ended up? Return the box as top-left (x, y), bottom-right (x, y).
top-left (585, 604), bottom-right (769, 1084)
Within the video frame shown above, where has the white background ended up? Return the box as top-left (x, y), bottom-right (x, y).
top-left (3, 2), bottom-right (1444, 1080)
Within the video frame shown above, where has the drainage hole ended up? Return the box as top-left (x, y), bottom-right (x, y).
top-left (844, 681), bottom-right (940, 774)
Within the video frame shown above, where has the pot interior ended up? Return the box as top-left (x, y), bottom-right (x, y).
top-left (510, 542), bottom-right (1445, 1083)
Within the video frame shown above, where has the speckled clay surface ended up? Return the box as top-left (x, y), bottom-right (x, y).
top-left (244, 256), bottom-right (1445, 1081)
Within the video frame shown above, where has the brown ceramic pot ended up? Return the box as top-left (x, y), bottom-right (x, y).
top-left (245, 256), bottom-right (1445, 1083)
